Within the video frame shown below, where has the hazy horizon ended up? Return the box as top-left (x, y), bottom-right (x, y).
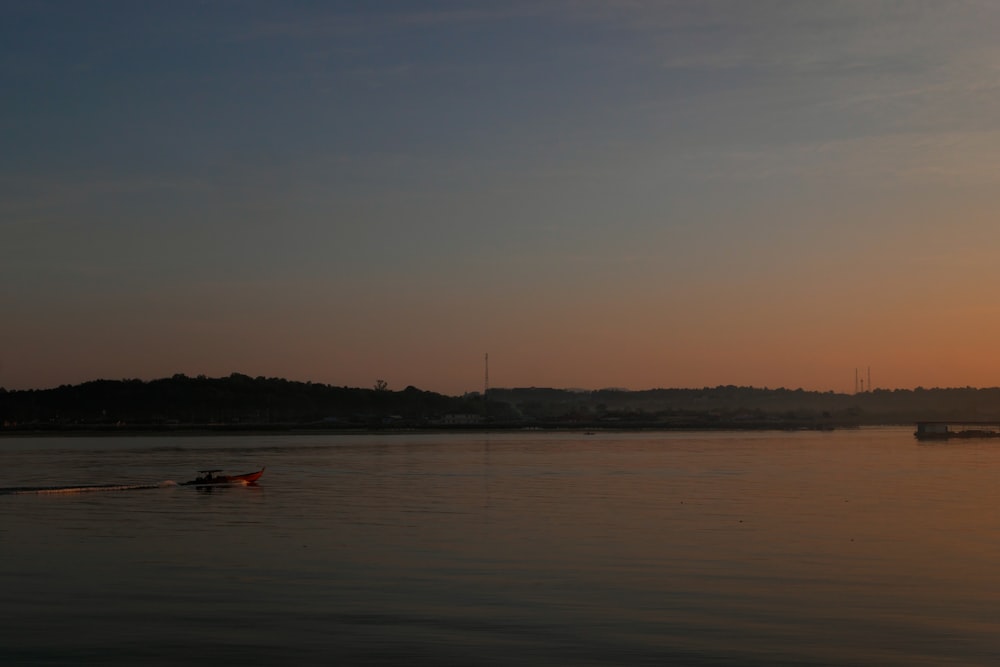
top-left (5, 2), bottom-right (1000, 396)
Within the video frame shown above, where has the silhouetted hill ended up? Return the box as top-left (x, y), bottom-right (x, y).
top-left (0, 373), bottom-right (475, 431)
top-left (3, 375), bottom-right (1000, 433)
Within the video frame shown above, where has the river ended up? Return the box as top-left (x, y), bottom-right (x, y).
top-left (3, 427), bottom-right (1000, 665)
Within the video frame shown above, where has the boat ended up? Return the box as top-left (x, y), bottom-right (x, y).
top-left (181, 467), bottom-right (265, 486)
top-left (914, 421), bottom-right (1000, 440)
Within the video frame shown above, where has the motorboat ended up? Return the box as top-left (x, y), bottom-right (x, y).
top-left (181, 467), bottom-right (265, 486)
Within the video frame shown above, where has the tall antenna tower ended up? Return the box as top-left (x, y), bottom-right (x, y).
top-left (483, 353), bottom-right (490, 419)
top-left (854, 366), bottom-right (873, 394)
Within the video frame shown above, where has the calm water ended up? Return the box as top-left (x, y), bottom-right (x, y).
top-left (3, 428), bottom-right (1000, 665)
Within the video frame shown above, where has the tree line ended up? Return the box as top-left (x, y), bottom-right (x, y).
top-left (3, 374), bottom-right (1000, 432)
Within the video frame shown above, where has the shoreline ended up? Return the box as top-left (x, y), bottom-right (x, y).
top-left (0, 421), bottom-right (869, 437)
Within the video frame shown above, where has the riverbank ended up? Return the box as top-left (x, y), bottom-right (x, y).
top-left (0, 419), bottom-right (863, 437)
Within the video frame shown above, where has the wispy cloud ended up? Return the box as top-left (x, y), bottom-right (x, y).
top-left (673, 128), bottom-right (1000, 189)
top-left (228, 4), bottom-right (545, 42)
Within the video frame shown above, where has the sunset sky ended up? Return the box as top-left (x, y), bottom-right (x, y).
top-left (4, 1), bottom-right (1000, 395)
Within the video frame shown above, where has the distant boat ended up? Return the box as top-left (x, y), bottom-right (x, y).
top-left (914, 422), bottom-right (1000, 440)
top-left (181, 467), bottom-right (265, 486)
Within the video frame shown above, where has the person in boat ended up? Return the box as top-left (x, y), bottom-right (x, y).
top-left (191, 471), bottom-right (214, 484)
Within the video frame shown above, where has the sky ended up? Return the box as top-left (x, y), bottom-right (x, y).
top-left (4, 1), bottom-right (1000, 395)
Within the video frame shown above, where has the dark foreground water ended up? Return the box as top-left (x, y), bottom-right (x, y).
top-left (3, 428), bottom-right (1000, 665)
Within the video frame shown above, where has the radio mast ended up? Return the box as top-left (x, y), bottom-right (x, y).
top-left (483, 353), bottom-right (490, 419)
top-left (854, 366), bottom-right (872, 394)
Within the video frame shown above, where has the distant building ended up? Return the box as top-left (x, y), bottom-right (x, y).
top-left (437, 413), bottom-right (483, 425)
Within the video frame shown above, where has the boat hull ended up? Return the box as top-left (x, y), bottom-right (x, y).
top-left (224, 468), bottom-right (265, 484)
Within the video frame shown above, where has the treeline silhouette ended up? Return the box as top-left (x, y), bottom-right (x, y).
top-left (2, 373), bottom-right (1000, 432)
top-left (0, 374), bottom-right (470, 430)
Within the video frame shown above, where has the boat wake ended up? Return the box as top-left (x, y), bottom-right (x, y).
top-left (0, 481), bottom-right (177, 496)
